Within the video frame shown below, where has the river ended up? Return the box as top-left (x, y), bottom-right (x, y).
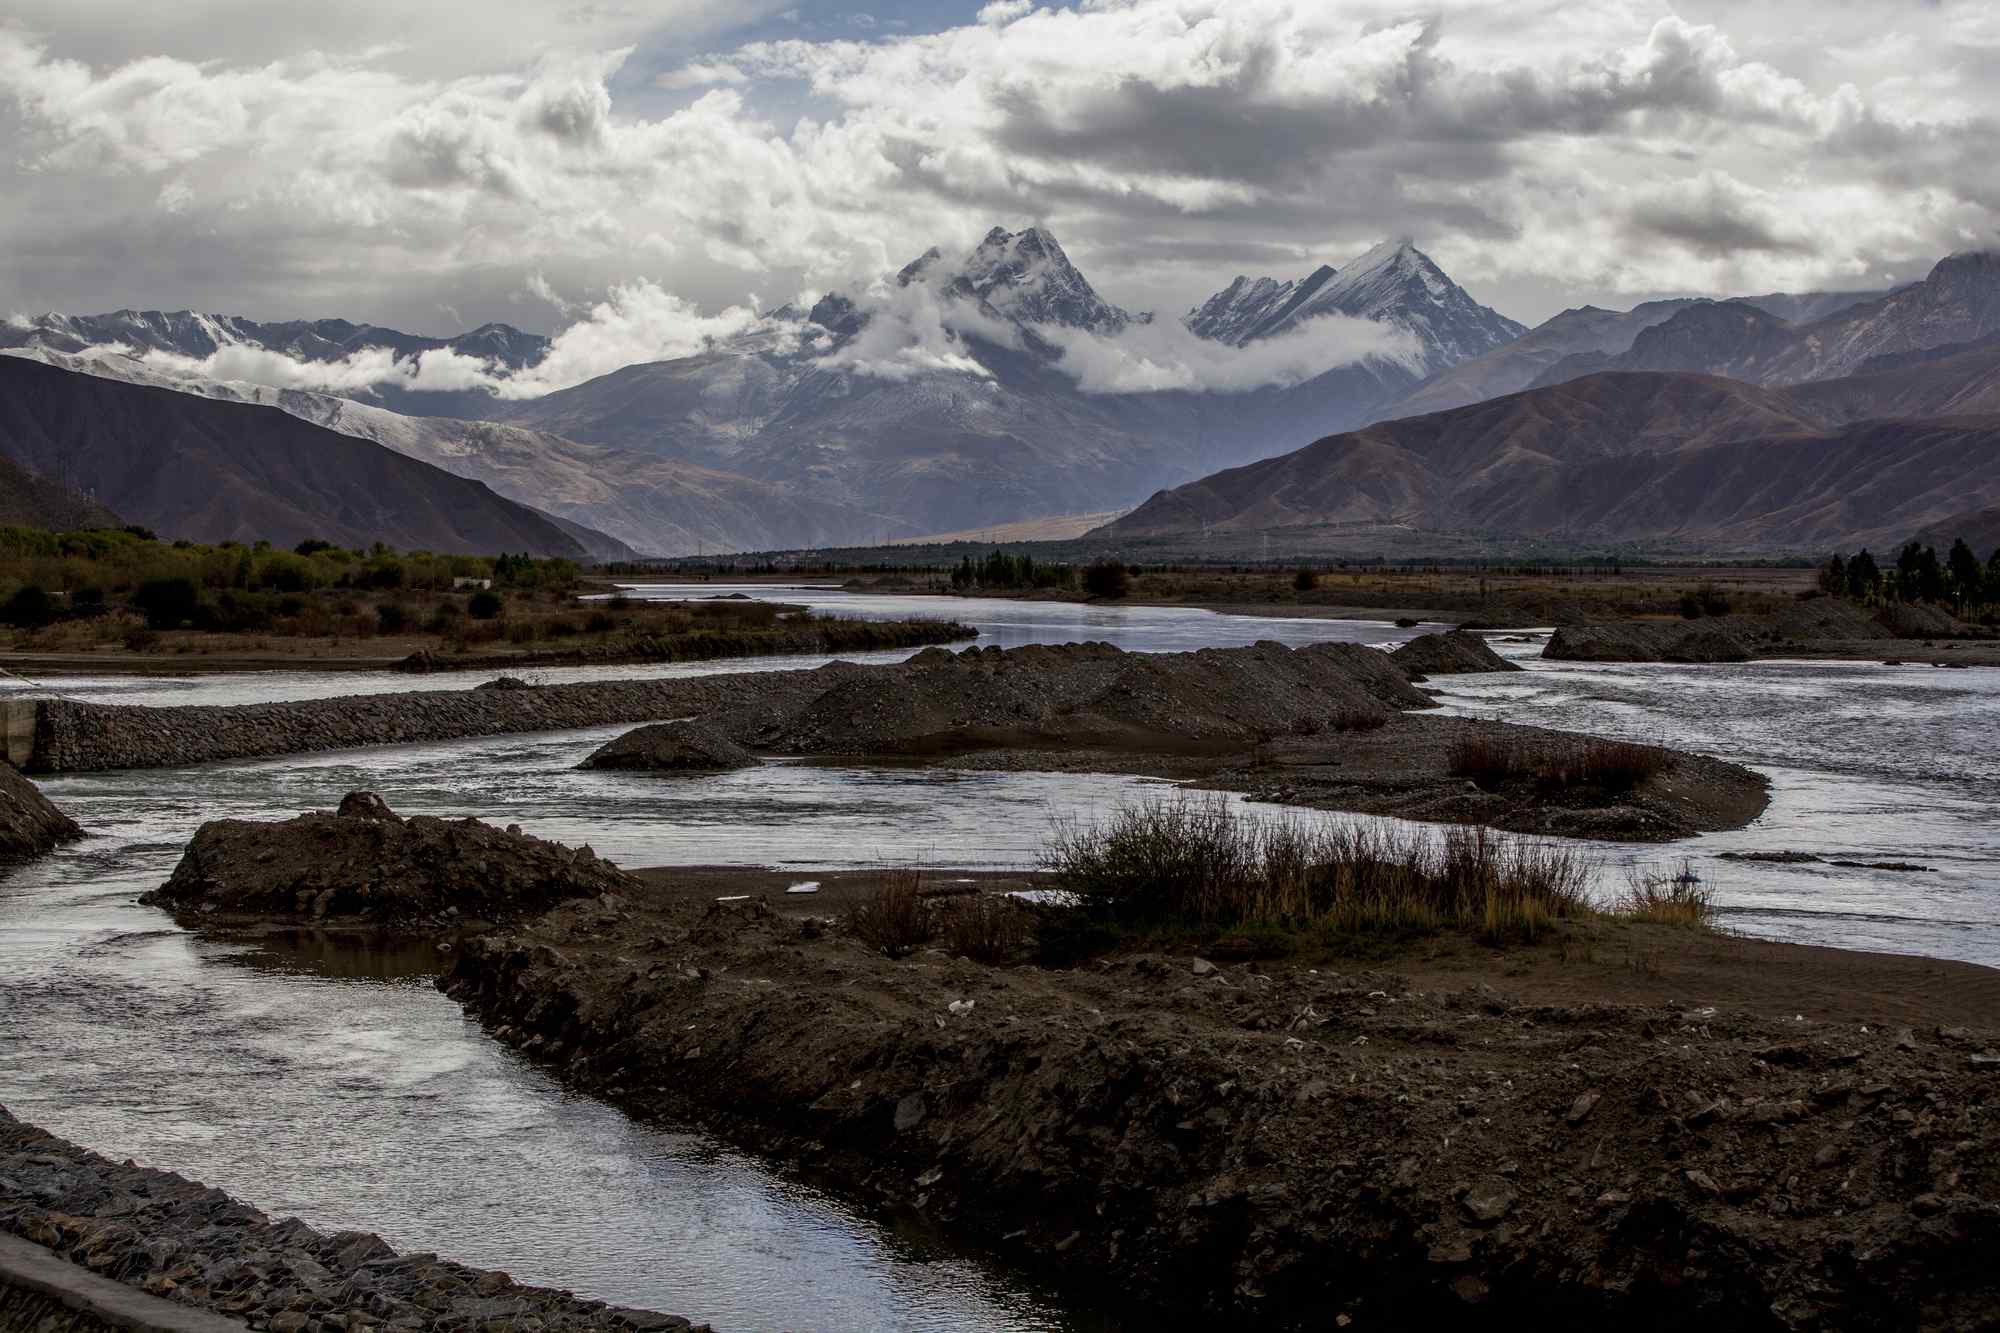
top-left (1, 587), bottom-right (1994, 1330)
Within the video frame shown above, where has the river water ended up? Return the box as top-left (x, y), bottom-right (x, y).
top-left (2, 587), bottom-right (1995, 1330)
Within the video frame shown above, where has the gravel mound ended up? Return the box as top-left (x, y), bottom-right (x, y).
top-left (581, 720), bottom-right (754, 772)
top-left (1542, 598), bottom-right (1941, 663)
top-left (141, 792), bottom-right (637, 925)
top-left (0, 763), bottom-right (81, 859)
top-left (1388, 630), bottom-right (1522, 677)
top-left (755, 641), bottom-right (1432, 756)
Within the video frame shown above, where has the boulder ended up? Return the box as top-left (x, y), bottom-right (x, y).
top-left (141, 792), bottom-right (637, 924)
top-left (1388, 631), bottom-right (1522, 678)
top-left (0, 762), bottom-right (82, 858)
top-left (580, 720), bottom-right (756, 772)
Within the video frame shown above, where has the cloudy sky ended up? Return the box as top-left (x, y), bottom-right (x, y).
top-left (3, 0), bottom-right (1997, 348)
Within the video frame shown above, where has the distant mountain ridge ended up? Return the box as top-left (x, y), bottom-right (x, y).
top-left (1530, 252), bottom-right (2000, 391)
top-left (1099, 356), bottom-right (2000, 555)
top-left (0, 357), bottom-right (612, 557)
top-left (7, 346), bottom-right (898, 558)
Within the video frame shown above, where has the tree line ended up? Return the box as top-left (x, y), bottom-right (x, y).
top-left (1818, 539), bottom-right (1999, 617)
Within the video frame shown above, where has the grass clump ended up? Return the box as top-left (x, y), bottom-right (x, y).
top-left (844, 868), bottom-right (934, 958)
top-left (1448, 731), bottom-right (1668, 793)
top-left (1041, 795), bottom-right (1594, 945)
top-left (939, 894), bottom-right (1027, 962)
top-left (1622, 861), bottom-right (1716, 929)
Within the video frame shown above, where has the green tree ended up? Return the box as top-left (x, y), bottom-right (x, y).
top-left (1818, 554), bottom-right (1847, 596)
top-left (0, 584), bottom-right (55, 629)
top-left (1946, 538), bottom-right (1981, 612)
top-left (133, 577), bottom-right (202, 629)
top-left (1083, 558), bottom-right (1130, 599)
top-left (1846, 549), bottom-right (1879, 600)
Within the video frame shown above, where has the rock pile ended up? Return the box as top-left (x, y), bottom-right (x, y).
top-left (140, 792), bottom-right (638, 926)
top-left (0, 763), bottom-right (80, 859)
top-left (0, 1105), bottom-right (707, 1332)
top-left (1388, 631), bottom-right (1522, 678)
top-left (580, 721), bottom-right (753, 772)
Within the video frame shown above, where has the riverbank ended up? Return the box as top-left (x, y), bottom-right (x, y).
top-left (0, 1107), bottom-right (709, 1333)
top-left (0, 611), bottom-right (973, 678)
top-left (437, 868), bottom-right (2000, 1330)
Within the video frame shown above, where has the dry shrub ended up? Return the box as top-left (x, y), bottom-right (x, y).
top-left (940, 894), bottom-right (1026, 962)
top-left (1448, 730), bottom-right (1668, 792)
top-left (1623, 861), bottom-right (1715, 929)
top-left (845, 868), bottom-right (934, 958)
top-left (1042, 795), bottom-right (1594, 943)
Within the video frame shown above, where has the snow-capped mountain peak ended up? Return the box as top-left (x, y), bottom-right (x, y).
top-left (1183, 238), bottom-right (1524, 373)
top-left (946, 225), bottom-right (1132, 333)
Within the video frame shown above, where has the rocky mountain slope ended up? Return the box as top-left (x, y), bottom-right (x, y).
top-left (7, 347), bottom-right (889, 557)
top-left (0, 455), bottom-right (123, 531)
top-left (1531, 252), bottom-right (2000, 391)
top-left (0, 357), bottom-right (607, 557)
top-left (1099, 369), bottom-right (2000, 555)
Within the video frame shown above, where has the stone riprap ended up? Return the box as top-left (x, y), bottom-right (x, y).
top-left (0, 1108), bottom-right (706, 1333)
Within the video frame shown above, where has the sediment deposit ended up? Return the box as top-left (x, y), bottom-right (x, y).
top-left (141, 793), bottom-right (637, 926)
top-left (441, 890), bottom-right (2000, 1331)
top-left (1388, 631), bottom-right (1522, 677)
top-left (1545, 598), bottom-right (1992, 664)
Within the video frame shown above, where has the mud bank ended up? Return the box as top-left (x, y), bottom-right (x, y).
top-left (1545, 598), bottom-right (1998, 665)
top-left (0, 1108), bottom-right (707, 1333)
top-left (440, 887), bottom-right (2000, 1331)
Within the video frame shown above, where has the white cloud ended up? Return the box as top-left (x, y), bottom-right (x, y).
top-left (0, 0), bottom-right (1997, 331)
top-left (1044, 314), bottom-right (1422, 395)
top-left (656, 61), bottom-right (748, 91)
top-left (497, 280), bottom-right (776, 397)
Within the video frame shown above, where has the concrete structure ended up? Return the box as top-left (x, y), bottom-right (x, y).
top-left (0, 1233), bottom-right (245, 1333)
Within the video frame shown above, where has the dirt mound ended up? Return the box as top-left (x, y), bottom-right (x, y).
top-left (1389, 630), bottom-right (1522, 677)
top-left (581, 720), bottom-right (754, 772)
top-left (0, 763), bottom-right (81, 859)
top-left (1544, 597), bottom-right (1933, 663)
top-left (141, 791), bottom-right (637, 926)
top-left (755, 640), bottom-right (1432, 756)
top-left (444, 895), bottom-right (2000, 1331)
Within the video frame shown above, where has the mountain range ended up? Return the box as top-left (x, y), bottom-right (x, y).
top-left (6, 233), bottom-right (2000, 558)
top-left (0, 357), bottom-right (619, 558)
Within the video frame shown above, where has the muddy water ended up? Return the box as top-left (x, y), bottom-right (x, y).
top-left (4, 594), bottom-right (1997, 1332)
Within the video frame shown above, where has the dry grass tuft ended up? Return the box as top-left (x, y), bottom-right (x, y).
top-left (1448, 730), bottom-right (1669, 793)
top-left (1041, 795), bottom-right (1595, 944)
top-left (939, 894), bottom-right (1027, 962)
top-left (844, 868), bottom-right (935, 958)
top-left (1622, 861), bottom-right (1716, 930)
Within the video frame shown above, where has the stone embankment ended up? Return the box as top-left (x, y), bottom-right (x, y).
top-left (19, 669), bottom-right (834, 774)
top-left (0, 764), bottom-right (80, 859)
top-left (0, 1108), bottom-right (707, 1333)
top-left (442, 893), bottom-right (2000, 1331)
top-left (141, 793), bottom-right (638, 927)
